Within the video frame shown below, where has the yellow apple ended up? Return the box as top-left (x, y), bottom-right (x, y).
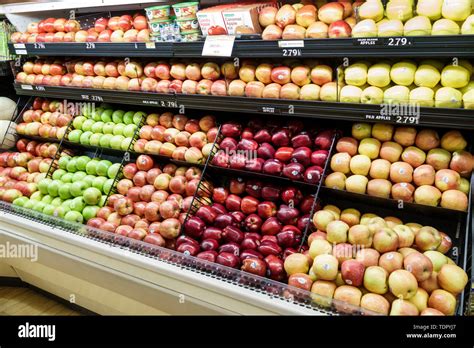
top-left (368, 63), bottom-right (391, 88)
top-left (435, 87), bottom-right (462, 108)
top-left (361, 86), bottom-right (384, 104)
top-left (442, 0), bottom-right (470, 21)
top-left (438, 264), bottom-right (468, 294)
top-left (384, 85), bottom-right (410, 104)
top-left (410, 86), bottom-right (434, 107)
top-left (408, 288), bottom-right (429, 312)
top-left (345, 62), bottom-right (368, 86)
top-left (390, 61), bottom-right (417, 86)
top-left (416, 0), bottom-right (442, 20)
top-left (414, 64), bottom-right (441, 88)
top-left (462, 89), bottom-right (474, 109)
top-left (377, 19), bottom-right (404, 36)
top-left (432, 18), bottom-right (460, 35)
top-left (386, 0), bottom-right (414, 22)
top-left (358, 0), bottom-right (385, 22)
top-left (461, 14), bottom-right (474, 34)
top-left (404, 16), bottom-right (432, 36)
top-left (340, 85), bottom-right (363, 103)
top-left (441, 65), bottom-right (470, 88)
top-left (352, 19), bottom-right (378, 37)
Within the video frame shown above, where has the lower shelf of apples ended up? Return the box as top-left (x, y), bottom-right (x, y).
top-left (0, 206), bottom-right (334, 315)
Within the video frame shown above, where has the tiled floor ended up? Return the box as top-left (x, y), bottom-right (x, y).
top-left (0, 287), bottom-right (81, 315)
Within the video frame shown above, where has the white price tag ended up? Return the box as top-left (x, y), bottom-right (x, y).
top-left (278, 40), bottom-right (304, 48)
top-left (202, 35), bottom-right (235, 57)
top-left (15, 50), bottom-right (27, 55)
top-left (13, 44), bottom-right (26, 49)
top-left (145, 42), bottom-right (156, 49)
top-left (21, 85), bottom-right (33, 90)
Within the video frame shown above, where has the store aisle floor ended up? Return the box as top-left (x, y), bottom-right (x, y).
top-left (0, 286), bottom-right (82, 316)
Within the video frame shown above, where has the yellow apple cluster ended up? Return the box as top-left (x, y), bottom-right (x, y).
top-left (284, 203), bottom-right (469, 315)
top-left (326, 123), bottom-right (472, 211)
top-left (340, 59), bottom-right (474, 108)
top-left (353, 0), bottom-right (474, 37)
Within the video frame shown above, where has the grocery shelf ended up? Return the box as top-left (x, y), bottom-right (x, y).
top-left (0, 202), bottom-right (352, 315)
top-left (14, 84), bottom-right (474, 129)
top-left (9, 35), bottom-right (474, 58)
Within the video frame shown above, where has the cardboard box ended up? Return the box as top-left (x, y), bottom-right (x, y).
top-left (222, 4), bottom-right (262, 35)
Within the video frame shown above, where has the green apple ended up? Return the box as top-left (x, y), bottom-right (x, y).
top-left (83, 205), bottom-right (100, 221)
top-left (30, 192), bottom-right (43, 201)
top-left (76, 156), bottom-right (91, 171)
top-left (72, 171), bottom-right (88, 182)
top-left (99, 195), bottom-right (107, 207)
top-left (51, 197), bottom-right (62, 207)
top-left (99, 134), bottom-right (113, 148)
top-left (23, 200), bottom-right (35, 209)
top-left (38, 178), bottom-right (52, 195)
top-left (70, 197), bottom-right (86, 212)
top-left (73, 116), bottom-right (87, 130)
top-left (61, 172), bottom-right (74, 183)
top-left (64, 210), bottom-right (84, 223)
top-left (92, 107), bottom-right (104, 121)
top-left (107, 163), bottom-right (121, 179)
top-left (102, 122), bottom-right (115, 135)
top-left (112, 110), bottom-right (125, 123)
top-left (103, 179), bottom-right (114, 195)
top-left (96, 160), bottom-right (113, 177)
top-left (82, 104), bottom-right (93, 117)
top-left (91, 121), bottom-right (105, 134)
top-left (110, 135), bottom-right (125, 150)
top-left (101, 109), bottom-right (114, 123)
top-left (43, 204), bottom-right (56, 216)
top-left (13, 196), bottom-right (29, 207)
top-left (80, 131), bottom-right (93, 145)
top-left (82, 119), bottom-right (95, 132)
top-left (58, 156), bottom-right (70, 170)
top-left (86, 160), bottom-right (100, 176)
top-left (47, 180), bottom-right (61, 197)
top-left (352, 19), bottom-right (378, 38)
top-left (41, 195), bottom-right (53, 204)
top-left (82, 175), bottom-right (96, 187)
top-left (133, 111), bottom-right (147, 125)
top-left (123, 111), bottom-right (135, 125)
top-left (113, 123), bottom-right (126, 136)
top-left (89, 133), bottom-right (102, 147)
top-left (121, 137), bottom-right (133, 151)
top-left (33, 201), bottom-right (46, 212)
top-left (123, 124), bottom-right (138, 138)
top-left (92, 176), bottom-right (108, 192)
top-left (390, 61), bottom-right (416, 86)
top-left (52, 169), bottom-right (67, 181)
top-left (53, 206), bottom-right (69, 218)
top-left (62, 199), bottom-right (72, 209)
top-left (367, 63), bottom-right (391, 88)
top-left (83, 187), bottom-right (102, 205)
top-left (66, 158), bottom-right (78, 173)
top-left (68, 129), bottom-right (83, 143)
top-left (58, 183), bottom-right (72, 200)
top-left (70, 181), bottom-right (87, 197)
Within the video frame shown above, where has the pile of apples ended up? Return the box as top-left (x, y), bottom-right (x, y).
top-left (16, 98), bottom-right (72, 140)
top-left (89, 155), bottom-right (204, 247)
top-left (14, 154), bottom-right (120, 224)
top-left (181, 177), bottom-right (317, 281)
top-left (284, 204), bottom-right (469, 315)
top-left (341, 59), bottom-right (474, 108)
top-left (326, 123), bottom-right (473, 211)
top-left (10, 14), bottom-right (150, 43)
top-left (16, 58), bottom-right (336, 101)
top-left (69, 104), bottom-right (143, 151)
top-left (0, 138), bottom-right (55, 203)
top-left (259, 2), bottom-right (356, 40)
top-left (211, 118), bottom-right (334, 184)
top-left (135, 112), bottom-right (217, 164)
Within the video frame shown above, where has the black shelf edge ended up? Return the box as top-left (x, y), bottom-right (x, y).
top-left (9, 35), bottom-right (474, 58)
top-left (14, 84), bottom-right (474, 129)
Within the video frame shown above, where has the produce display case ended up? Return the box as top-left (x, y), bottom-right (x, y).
top-left (0, 0), bottom-right (473, 317)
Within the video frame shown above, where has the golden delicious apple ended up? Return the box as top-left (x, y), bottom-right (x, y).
top-left (384, 85), bottom-right (410, 104)
top-left (461, 14), bottom-right (474, 34)
top-left (352, 19), bottom-right (378, 37)
top-left (432, 18), bottom-right (460, 35)
top-left (358, 0), bottom-right (385, 22)
top-left (377, 19), bottom-right (404, 36)
top-left (416, 0), bottom-right (442, 20)
top-left (345, 62), bottom-right (368, 86)
top-left (441, 65), bottom-right (470, 88)
top-left (463, 89), bottom-right (474, 109)
top-left (404, 16), bottom-right (432, 36)
top-left (441, 0), bottom-right (470, 21)
top-left (340, 85), bottom-right (363, 103)
top-left (435, 87), bottom-right (462, 108)
top-left (390, 61), bottom-right (417, 86)
top-left (368, 63), bottom-right (391, 88)
top-left (414, 64), bottom-right (441, 88)
top-left (410, 86), bottom-right (434, 107)
top-left (386, 0), bottom-right (414, 22)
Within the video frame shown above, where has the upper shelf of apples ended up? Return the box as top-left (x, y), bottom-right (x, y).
top-left (15, 98), bottom-right (72, 141)
top-left (260, 0), bottom-right (474, 40)
top-left (283, 203), bottom-right (469, 315)
top-left (341, 59), bottom-right (474, 109)
top-left (211, 118), bottom-right (334, 184)
top-left (182, 176), bottom-right (317, 281)
top-left (10, 14), bottom-right (150, 44)
top-left (89, 155), bottom-right (205, 248)
top-left (0, 139), bottom-right (57, 204)
top-left (326, 123), bottom-right (473, 211)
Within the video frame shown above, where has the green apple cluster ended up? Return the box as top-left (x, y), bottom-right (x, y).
top-left (17, 155), bottom-right (121, 224)
top-left (68, 104), bottom-right (146, 150)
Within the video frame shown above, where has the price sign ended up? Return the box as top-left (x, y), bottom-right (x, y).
top-left (395, 115), bottom-right (419, 124)
top-left (279, 40), bottom-right (304, 56)
top-left (202, 35), bottom-right (235, 57)
top-left (260, 106), bottom-right (281, 114)
top-left (13, 43), bottom-right (27, 55)
top-left (145, 42), bottom-right (156, 49)
top-left (353, 38), bottom-right (381, 46)
top-left (33, 42), bottom-right (46, 49)
top-left (385, 37), bottom-right (412, 46)
top-left (85, 42), bottom-right (96, 49)
top-left (21, 85), bottom-right (33, 90)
